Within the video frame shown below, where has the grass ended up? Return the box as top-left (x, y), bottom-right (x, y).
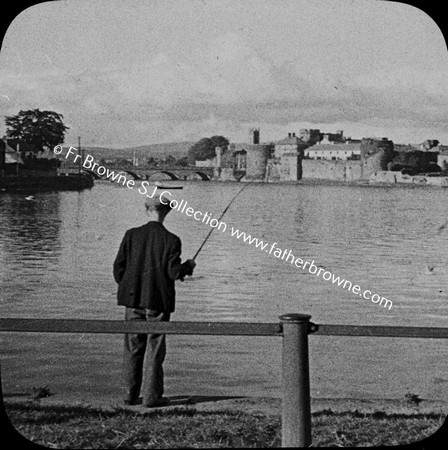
top-left (3, 401), bottom-right (445, 448)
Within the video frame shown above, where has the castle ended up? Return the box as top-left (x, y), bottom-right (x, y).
top-left (208, 128), bottom-right (416, 183)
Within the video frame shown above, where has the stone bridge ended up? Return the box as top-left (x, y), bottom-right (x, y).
top-left (60, 166), bottom-right (215, 181)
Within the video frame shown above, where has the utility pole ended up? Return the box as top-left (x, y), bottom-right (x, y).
top-left (78, 136), bottom-right (82, 175)
top-left (16, 143), bottom-right (19, 176)
top-left (0, 139), bottom-right (5, 180)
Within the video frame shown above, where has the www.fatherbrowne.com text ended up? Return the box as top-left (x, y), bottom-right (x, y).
top-left (55, 145), bottom-right (392, 310)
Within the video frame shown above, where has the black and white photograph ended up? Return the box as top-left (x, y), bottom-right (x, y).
top-left (0, 0), bottom-right (447, 447)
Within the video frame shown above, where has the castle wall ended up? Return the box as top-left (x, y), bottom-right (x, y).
top-left (360, 138), bottom-right (394, 178)
top-left (438, 154), bottom-right (448, 171)
top-left (215, 167), bottom-right (238, 181)
top-left (345, 162), bottom-right (362, 181)
top-left (302, 160), bottom-right (361, 181)
top-left (361, 149), bottom-right (390, 179)
top-left (265, 154), bottom-right (302, 182)
top-left (265, 159), bottom-right (281, 182)
top-left (281, 154), bottom-right (301, 180)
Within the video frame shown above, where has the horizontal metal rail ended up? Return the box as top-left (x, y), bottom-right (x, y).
top-left (313, 324), bottom-right (448, 339)
top-left (0, 318), bottom-right (447, 339)
top-left (1, 315), bottom-right (447, 447)
top-left (0, 319), bottom-right (282, 336)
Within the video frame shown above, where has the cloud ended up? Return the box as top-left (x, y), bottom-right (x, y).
top-left (1, 31), bottom-right (448, 146)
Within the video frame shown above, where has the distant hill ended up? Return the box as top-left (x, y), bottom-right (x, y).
top-left (62, 142), bottom-right (194, 161)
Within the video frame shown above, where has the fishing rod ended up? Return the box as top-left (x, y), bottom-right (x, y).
top-left (180, 182), bottom-right (251, 281)
top-left (192, 182), bottom-right (251, 260)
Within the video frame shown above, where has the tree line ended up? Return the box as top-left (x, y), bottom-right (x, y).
top-left (3, 109), bottom-right (229, 166)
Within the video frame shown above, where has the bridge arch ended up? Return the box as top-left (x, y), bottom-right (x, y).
top-left (194, 171), bottom-right (211, 180)
top-left (123, 170), bottom-right (142, 180)
top-left (159, 171), bottom-right (179, 180)
top-left (83, 169), bottom-right (101, 180)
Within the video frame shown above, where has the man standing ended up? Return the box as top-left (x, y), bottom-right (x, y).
top-left (113, 193), bottom-right (196, 407)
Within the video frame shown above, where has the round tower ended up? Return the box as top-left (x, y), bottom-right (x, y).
top-left (245, 144), bottom-right (273, 180)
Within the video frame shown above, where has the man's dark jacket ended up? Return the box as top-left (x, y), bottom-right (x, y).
top-left (113, 221), bottom-right (192, 312)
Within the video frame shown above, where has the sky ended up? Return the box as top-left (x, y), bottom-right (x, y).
top-left (0, 0), bottom-right (447, 148)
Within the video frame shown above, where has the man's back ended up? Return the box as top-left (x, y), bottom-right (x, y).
top-left (113, 221), bottom-right (190, 312)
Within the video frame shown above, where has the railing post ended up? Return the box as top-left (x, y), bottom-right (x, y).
top-left (279, 313), bottom-right (313, 448)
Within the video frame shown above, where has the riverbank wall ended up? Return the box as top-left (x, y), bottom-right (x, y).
top-left (0, 174), bottom-right (94, 192)
top-left (369, 171), bottom-right (448, 187)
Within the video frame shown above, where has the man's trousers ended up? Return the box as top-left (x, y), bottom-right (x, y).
top-left (123, 307), bottom-right (170, 405)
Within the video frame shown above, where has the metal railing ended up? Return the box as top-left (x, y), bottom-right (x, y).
top-left (1, 314), bottom-right (447, 447)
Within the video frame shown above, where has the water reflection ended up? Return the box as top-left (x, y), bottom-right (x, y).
top-left (0, 193), bottom-right (62, 298)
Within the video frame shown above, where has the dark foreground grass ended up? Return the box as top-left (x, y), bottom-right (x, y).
top-left (3, 401), bottom-right (446, 448)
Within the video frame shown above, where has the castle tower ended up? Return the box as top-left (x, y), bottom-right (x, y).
top-left (215, 146), bottom-right (223, 168)
top-left (250, 128), bottom-right (260, 144)
top-left (245, 144), bottom-right (273, 180)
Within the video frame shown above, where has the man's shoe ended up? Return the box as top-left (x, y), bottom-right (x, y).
top-left (144, 397), bottom-right (170, 408)
top-left (123, 397), bottom-right (140, 406)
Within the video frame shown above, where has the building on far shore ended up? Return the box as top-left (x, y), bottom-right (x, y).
top-left (305, 142), bottom-right (361, 160)
top-left (0, 138), bottom-right (93, 191)
top-left (437, 145), bottom-right (448, 171)
top-left (299, 129), bottom-right (345, 145)
top-left (303, 130), bottom-right (362, 160)
top-left (203, 127), bottom-right (448, 183)
top-left (0, 139), bottom-right (24, 168)
top-left (195, 159), bottom-right (215, 167)
top-left (389, 139), bottom-right (440, 173)
top-left (273, 133), bottom-right (308, 158)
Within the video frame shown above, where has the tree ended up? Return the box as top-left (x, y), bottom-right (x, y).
top-left (5, 109), bottom-right (69, 153)
top-left (162, 155), bottom-right (176, 165)
top-left (176, 156), bottom-right (193, 167)
top-left (115, 158), bottom-right (132, 167)
top-left (146, 156), bottom-right (156, 167)
top-left (188, 135), bottom-right (229, 161)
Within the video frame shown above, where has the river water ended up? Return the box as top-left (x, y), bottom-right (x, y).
top-left (1, 181), bottom-right (447, 403)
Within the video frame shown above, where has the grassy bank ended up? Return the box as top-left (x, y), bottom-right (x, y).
top-left (4, 400), bottom-right (445, 448)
